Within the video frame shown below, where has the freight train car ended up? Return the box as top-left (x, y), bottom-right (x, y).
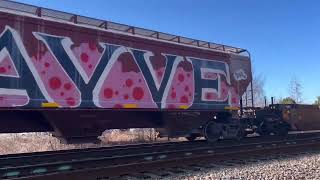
top-left (255, 103), bottom-right (320, 136)
top-left (1, 0), bottom-right (319, 144)
top-left (0, 0), bottom-right (254, 143)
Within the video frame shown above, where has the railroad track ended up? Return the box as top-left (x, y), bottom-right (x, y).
top-left (1, 132), bottom-right (320, 180)
top-left (128, 149), bottom-right (319, 180)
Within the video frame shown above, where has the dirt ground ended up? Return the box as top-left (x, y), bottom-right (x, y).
top-left (0, 129), bottom-right (178, 155)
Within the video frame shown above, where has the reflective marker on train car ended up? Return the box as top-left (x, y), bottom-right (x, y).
top-left (179, 105), bottom-right (189, 109)
top-left (123, 104), bottom-right (137, 108)
top-left (224, 106), bottom-right (240, 110)
top-left (41, 102), bottom-right (60, 108)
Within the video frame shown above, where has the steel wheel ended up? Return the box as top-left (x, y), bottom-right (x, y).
top-left (204, 121), bottom-right (221, 142)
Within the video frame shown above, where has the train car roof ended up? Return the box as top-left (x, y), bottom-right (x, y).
top-left (0, 0), bottom-right (249, 57)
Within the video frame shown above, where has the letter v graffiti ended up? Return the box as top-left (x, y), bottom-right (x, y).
top-left (130, 49), bottom-right (184, 108)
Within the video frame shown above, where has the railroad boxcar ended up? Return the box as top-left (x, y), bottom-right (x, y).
top-left (282, 104), bottom-right (320, 131)
top-left (254, 104), bottom-right (320, 136)
top-left (0, 1), bottom-right (254, 143)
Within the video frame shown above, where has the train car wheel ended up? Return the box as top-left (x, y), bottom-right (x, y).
top-left (204, 121), bottom-right (221, 142)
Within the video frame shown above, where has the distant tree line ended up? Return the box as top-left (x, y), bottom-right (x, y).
top-left (280, 97), bottom-right (296, 104)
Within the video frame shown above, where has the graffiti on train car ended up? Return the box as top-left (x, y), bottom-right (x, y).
top-left (0, 26), bottom-right (246, 109)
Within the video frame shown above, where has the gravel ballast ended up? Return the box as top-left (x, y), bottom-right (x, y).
top-left (166, 152), bottom-right (320, 180)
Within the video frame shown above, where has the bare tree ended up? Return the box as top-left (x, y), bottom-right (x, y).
top-left (289, 76), bottom-right (303, 103)
top-left (314, 96), bottom-right (320, 105)
top-left (252, 72), bottom-right (266, 107)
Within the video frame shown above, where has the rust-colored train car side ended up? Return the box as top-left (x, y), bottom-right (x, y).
top-left (0, 1), bottom-right (253, 142)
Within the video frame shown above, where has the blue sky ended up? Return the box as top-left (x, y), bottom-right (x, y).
top-left (14, 0), bottom-right (320, 103)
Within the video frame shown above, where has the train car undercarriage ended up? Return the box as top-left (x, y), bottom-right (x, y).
top-left (162, 103), bottom-right (320, 143)
top-left (1, 103), bottom-right (318, 144)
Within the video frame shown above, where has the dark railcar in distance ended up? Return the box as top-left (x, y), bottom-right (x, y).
top-left (283, 104), bottom-right (320, 130)
top-left (0, 0), bottom-right (253, 143)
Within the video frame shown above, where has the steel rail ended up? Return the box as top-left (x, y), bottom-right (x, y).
top-left (1, 132), bottom-right (320, 179)
top-left (0, 140), bottom-right (202, 167)
top-left (1, 132), bottom-right (318, 168)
